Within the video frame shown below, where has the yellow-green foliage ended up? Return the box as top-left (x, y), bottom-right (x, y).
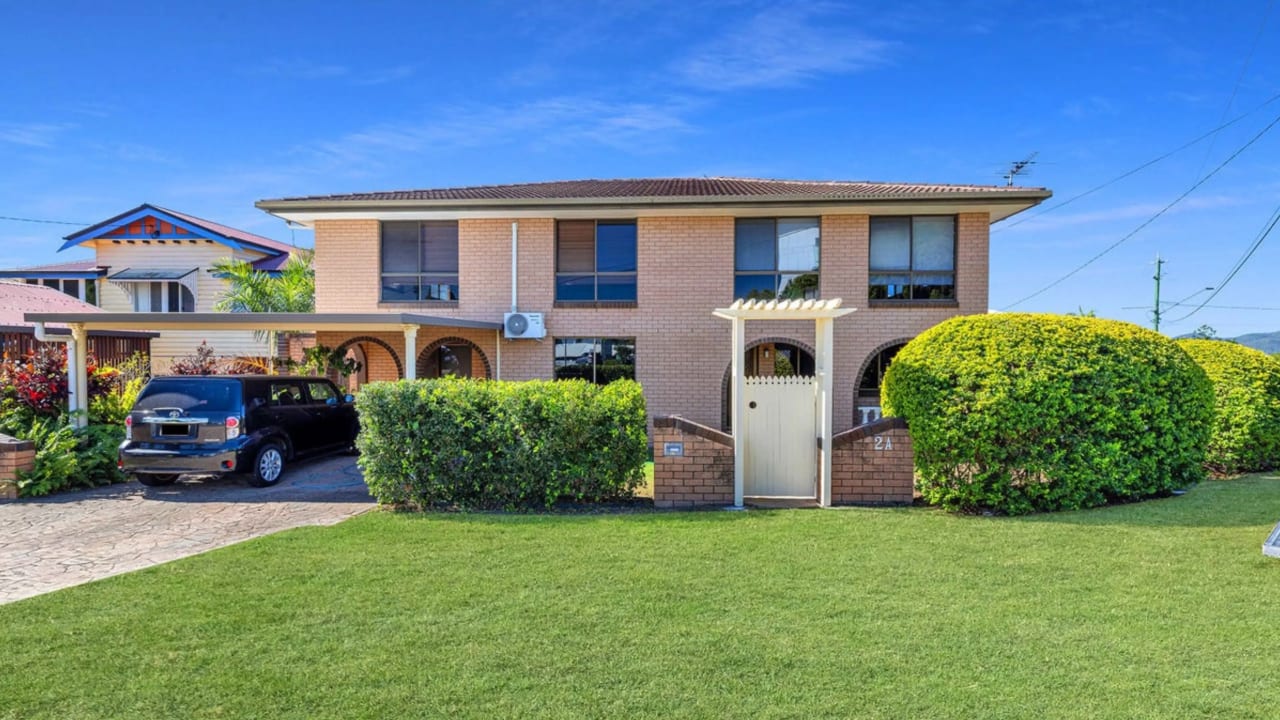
top-left (883, 314), bottom-right (1213, 514)
top-left (1177, 339), bottom-right (1280, 474)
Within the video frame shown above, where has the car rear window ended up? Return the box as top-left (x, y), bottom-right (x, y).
top-left (134, 379), bottom-right (242, 414)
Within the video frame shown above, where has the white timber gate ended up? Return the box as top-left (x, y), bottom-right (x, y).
top-left (714, 298), bottom-right (855, 508)
top-left (743, 375), bottom-right (817, 498)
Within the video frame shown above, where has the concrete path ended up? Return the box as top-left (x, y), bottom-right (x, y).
top-left (0, 455), bottom-right (374, 604)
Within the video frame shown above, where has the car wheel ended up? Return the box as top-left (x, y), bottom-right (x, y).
top-left (247, 443), bottom-right (286, 487)
top-left (135, 474), bottom-right (179, 487)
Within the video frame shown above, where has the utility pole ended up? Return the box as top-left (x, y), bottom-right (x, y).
top-left (1152, 254), bottom-right (1165, 333)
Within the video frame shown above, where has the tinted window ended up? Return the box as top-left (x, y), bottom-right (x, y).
top-left (134, 379), bottom-right (242, 413)
top-left (307, 382), bottom-right (338, 404)
top-left (269, 383), bottom-right (306, 407)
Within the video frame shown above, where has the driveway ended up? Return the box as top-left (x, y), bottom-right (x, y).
top-left (0, 455), bottom-right (374, 604)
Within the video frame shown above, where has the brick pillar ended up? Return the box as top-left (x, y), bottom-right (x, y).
top-left (0, 433), bottom-right (36, 501)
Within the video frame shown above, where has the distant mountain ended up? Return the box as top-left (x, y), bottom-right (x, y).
top-left (1233, 331), bottom-right (1280, 354)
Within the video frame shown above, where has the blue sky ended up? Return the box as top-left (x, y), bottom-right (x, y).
top-left (2, 0), bottom-right (1277, 335)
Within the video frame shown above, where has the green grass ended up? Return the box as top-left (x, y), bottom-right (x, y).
top-left (3, 474), bottom-right (1280, 719)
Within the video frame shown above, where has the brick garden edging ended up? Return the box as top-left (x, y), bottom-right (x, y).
top-left (651, 415), bottom-right (914, 509)
top-left (0, 433), bottom-right (36, 501)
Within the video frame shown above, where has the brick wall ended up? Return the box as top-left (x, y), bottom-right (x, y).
top-left (652, 417), bottom-right (734, 509)
top-left (312, 212), bottom-right (990, 432)
top-left (831, 417), bottom-right (914, 505)
top-left (0, 433), bottom-right (35, 501)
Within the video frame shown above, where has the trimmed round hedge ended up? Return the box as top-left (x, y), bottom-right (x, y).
top-left (882, 314), bottom-right (1212, 515)
top-left (1177, 339), bottom-right (1280, 475)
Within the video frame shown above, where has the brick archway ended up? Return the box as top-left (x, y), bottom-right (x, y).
top-left (854, 337), bottom-right (912, 426)
top-left (331, 335), bottom-right (403, 381)
top-left (720, 336), bottom-right (817, 430)
top-left (416, 336), bottom-right (492, 379)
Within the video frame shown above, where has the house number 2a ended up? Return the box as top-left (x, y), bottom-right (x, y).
top-left (873, 435), bottom-right (893, 451)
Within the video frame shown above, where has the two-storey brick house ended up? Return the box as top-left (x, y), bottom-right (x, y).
top-left (257, 178), bottom-right (1049, 433)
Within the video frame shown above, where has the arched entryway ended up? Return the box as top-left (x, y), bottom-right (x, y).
top-left (721, 337), bottom-right (816, 430)
top-left (855, 339), bottom-right (908, 426)
top-left (330, 335), bottom-right (403, 392)
top-left (416, 337), bottom-right (492, 379)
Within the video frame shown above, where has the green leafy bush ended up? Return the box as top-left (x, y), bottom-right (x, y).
top-left (1177, 339), bottom-right (1280, 474)
top-left (9, 419), bottom-right (126, 498)
top-left (882, 314), bottom-right (1212, 515)
top-left (356, 377), bottom-right (648, 509)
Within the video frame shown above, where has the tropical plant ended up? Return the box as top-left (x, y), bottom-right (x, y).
top-left (211, 249), bottom-right (315, 371)
top-left (168, 341), bottom-right (225, 375)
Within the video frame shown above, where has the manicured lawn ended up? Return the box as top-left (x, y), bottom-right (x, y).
top-left (3, 474), bottom-right (1280, 719)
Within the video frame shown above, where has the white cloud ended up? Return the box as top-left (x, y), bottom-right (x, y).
top-left (675, 3), bottom-right (891, 90)
top-left (1010, 194), bottom-right (1248, 233)
top-left (0, 122), bottom-right (74, 148)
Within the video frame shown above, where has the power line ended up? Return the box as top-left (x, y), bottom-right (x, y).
top-left (1165, 201), bottom-right (1280, 323)
top-left (1192, 0), bottom-right (1275, 179)
top-left (996, 90), bottom-right (1280, 233)
top-left (1001, 111), bottom-right (1280, 310)
top-left (0, 214), bottom-right (89, 226)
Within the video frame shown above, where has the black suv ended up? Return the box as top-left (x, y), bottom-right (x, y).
top-left (119, 375), bottom-right (359, 487)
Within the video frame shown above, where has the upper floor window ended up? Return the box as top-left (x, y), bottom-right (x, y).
top-left (132, 281), bottom-right (194, 313)
top-left (869, 216), bottom-right (956, 301)
top-left (555, 220), bottom-right (637, 303)
top-left (734, 218), bottom-right (820, 301)
top-left (380, 221), bottom-right (459, 302)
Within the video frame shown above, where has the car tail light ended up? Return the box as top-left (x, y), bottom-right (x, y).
top-left (225, 416), bottom-right (241, 440)
top-left (124, 415), bottom-right (132, 441)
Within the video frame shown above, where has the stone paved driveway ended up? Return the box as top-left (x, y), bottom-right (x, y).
top-left (0, 455), bottom-right (374, 604)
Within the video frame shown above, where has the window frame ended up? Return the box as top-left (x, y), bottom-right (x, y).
top-left (379, 220), bottom-right (460, 304)
top-left (554, 220), bottom-right (638, 305)
top-left (868, 214), bottom-right (958, 303)
top-left (552, 337), bottom-right (637, 385)
top-left (131, 281), bottom-right (195, 313)
top-left (733, 217), bottom-right (821, 302)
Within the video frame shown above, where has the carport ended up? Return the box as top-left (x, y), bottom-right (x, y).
top-left (22, 312), bottom-right (503, 427)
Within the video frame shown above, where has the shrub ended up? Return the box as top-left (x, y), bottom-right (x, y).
top-left (1177, 339), bottom-right (1280, 474)
top-left (356, 377), bottom-right (648, 509)
top-left (882, 314), bottom-right (1213, 515)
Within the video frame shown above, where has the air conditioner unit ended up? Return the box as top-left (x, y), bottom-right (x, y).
top-left (503, 311), bottom-right (545, 340)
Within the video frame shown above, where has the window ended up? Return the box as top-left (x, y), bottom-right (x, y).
top-left (734, 218), bottom-right (820, 301)
top-left (307, 382), bottom-right (338, 405)
top-left (269, 382), bottom-right (305, 407)
top-left (869, 216), bottom-right (956, 301)
top-left (380, 221), bottom-right (459, 302)
top-left (554, 338), bottom-right (635, 385)
top-left (555, 220), bottom-right (637, 303)
top-left (856, 342), bottom-right (906, 425)
top-left (24, 278), bottom-right (92, 303)
top-left (132, 281), bottom-right (195, 312)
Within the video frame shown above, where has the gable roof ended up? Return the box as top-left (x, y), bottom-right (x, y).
top-left (61, 203), bottom-right (296, 257)
top-left (261, 177), bottom-right (1050, 204)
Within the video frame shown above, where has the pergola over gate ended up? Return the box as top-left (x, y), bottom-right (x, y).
top-left (714, 298), bottom-right (854, 508)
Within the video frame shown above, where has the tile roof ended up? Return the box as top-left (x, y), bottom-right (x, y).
top-left (0, 280), bottom-right (102, 329)
top-left (262, 177), bottom-right (1049, 204)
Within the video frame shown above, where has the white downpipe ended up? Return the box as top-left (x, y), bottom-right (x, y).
top-left (510, 221), bottom-right (519, 313)
top-left (495, 329), bottom-right (502, 380)
top-left (33, 322), bottom-right (82, 428)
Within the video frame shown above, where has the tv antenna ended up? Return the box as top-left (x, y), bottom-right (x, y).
top-left (1003, 152), bottom-right (1039, 186)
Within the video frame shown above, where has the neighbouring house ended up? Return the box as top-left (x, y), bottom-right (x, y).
top-left (51, 204), bottom-right (299, 371)
top-left (250, 177), bottom-right (1050, 432)
top-left (0, 259), bottom-right (108, 305)
top-left (0, 280), bottom-right (154, 365)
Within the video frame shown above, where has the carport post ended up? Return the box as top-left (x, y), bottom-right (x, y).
top-left (730, 316), bottom-right (745, 508)
top-left (71, 324), bottom-right (89, 429)
top-left (402, 325), bottom-right (418, 380)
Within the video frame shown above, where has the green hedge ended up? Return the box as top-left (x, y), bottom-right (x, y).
top-left (882, 314), bottom-right (1212, 515)
top-left (356, 377), bottom-right (648, 509)
top-left (1177, 339), bottom-right (1280, 474)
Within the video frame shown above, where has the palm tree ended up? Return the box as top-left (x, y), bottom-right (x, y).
top-left (211, 250), bottom-right (315, 372)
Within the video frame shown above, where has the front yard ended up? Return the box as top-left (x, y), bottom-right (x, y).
top-left (2, 473), bottom-right (1278, 719)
